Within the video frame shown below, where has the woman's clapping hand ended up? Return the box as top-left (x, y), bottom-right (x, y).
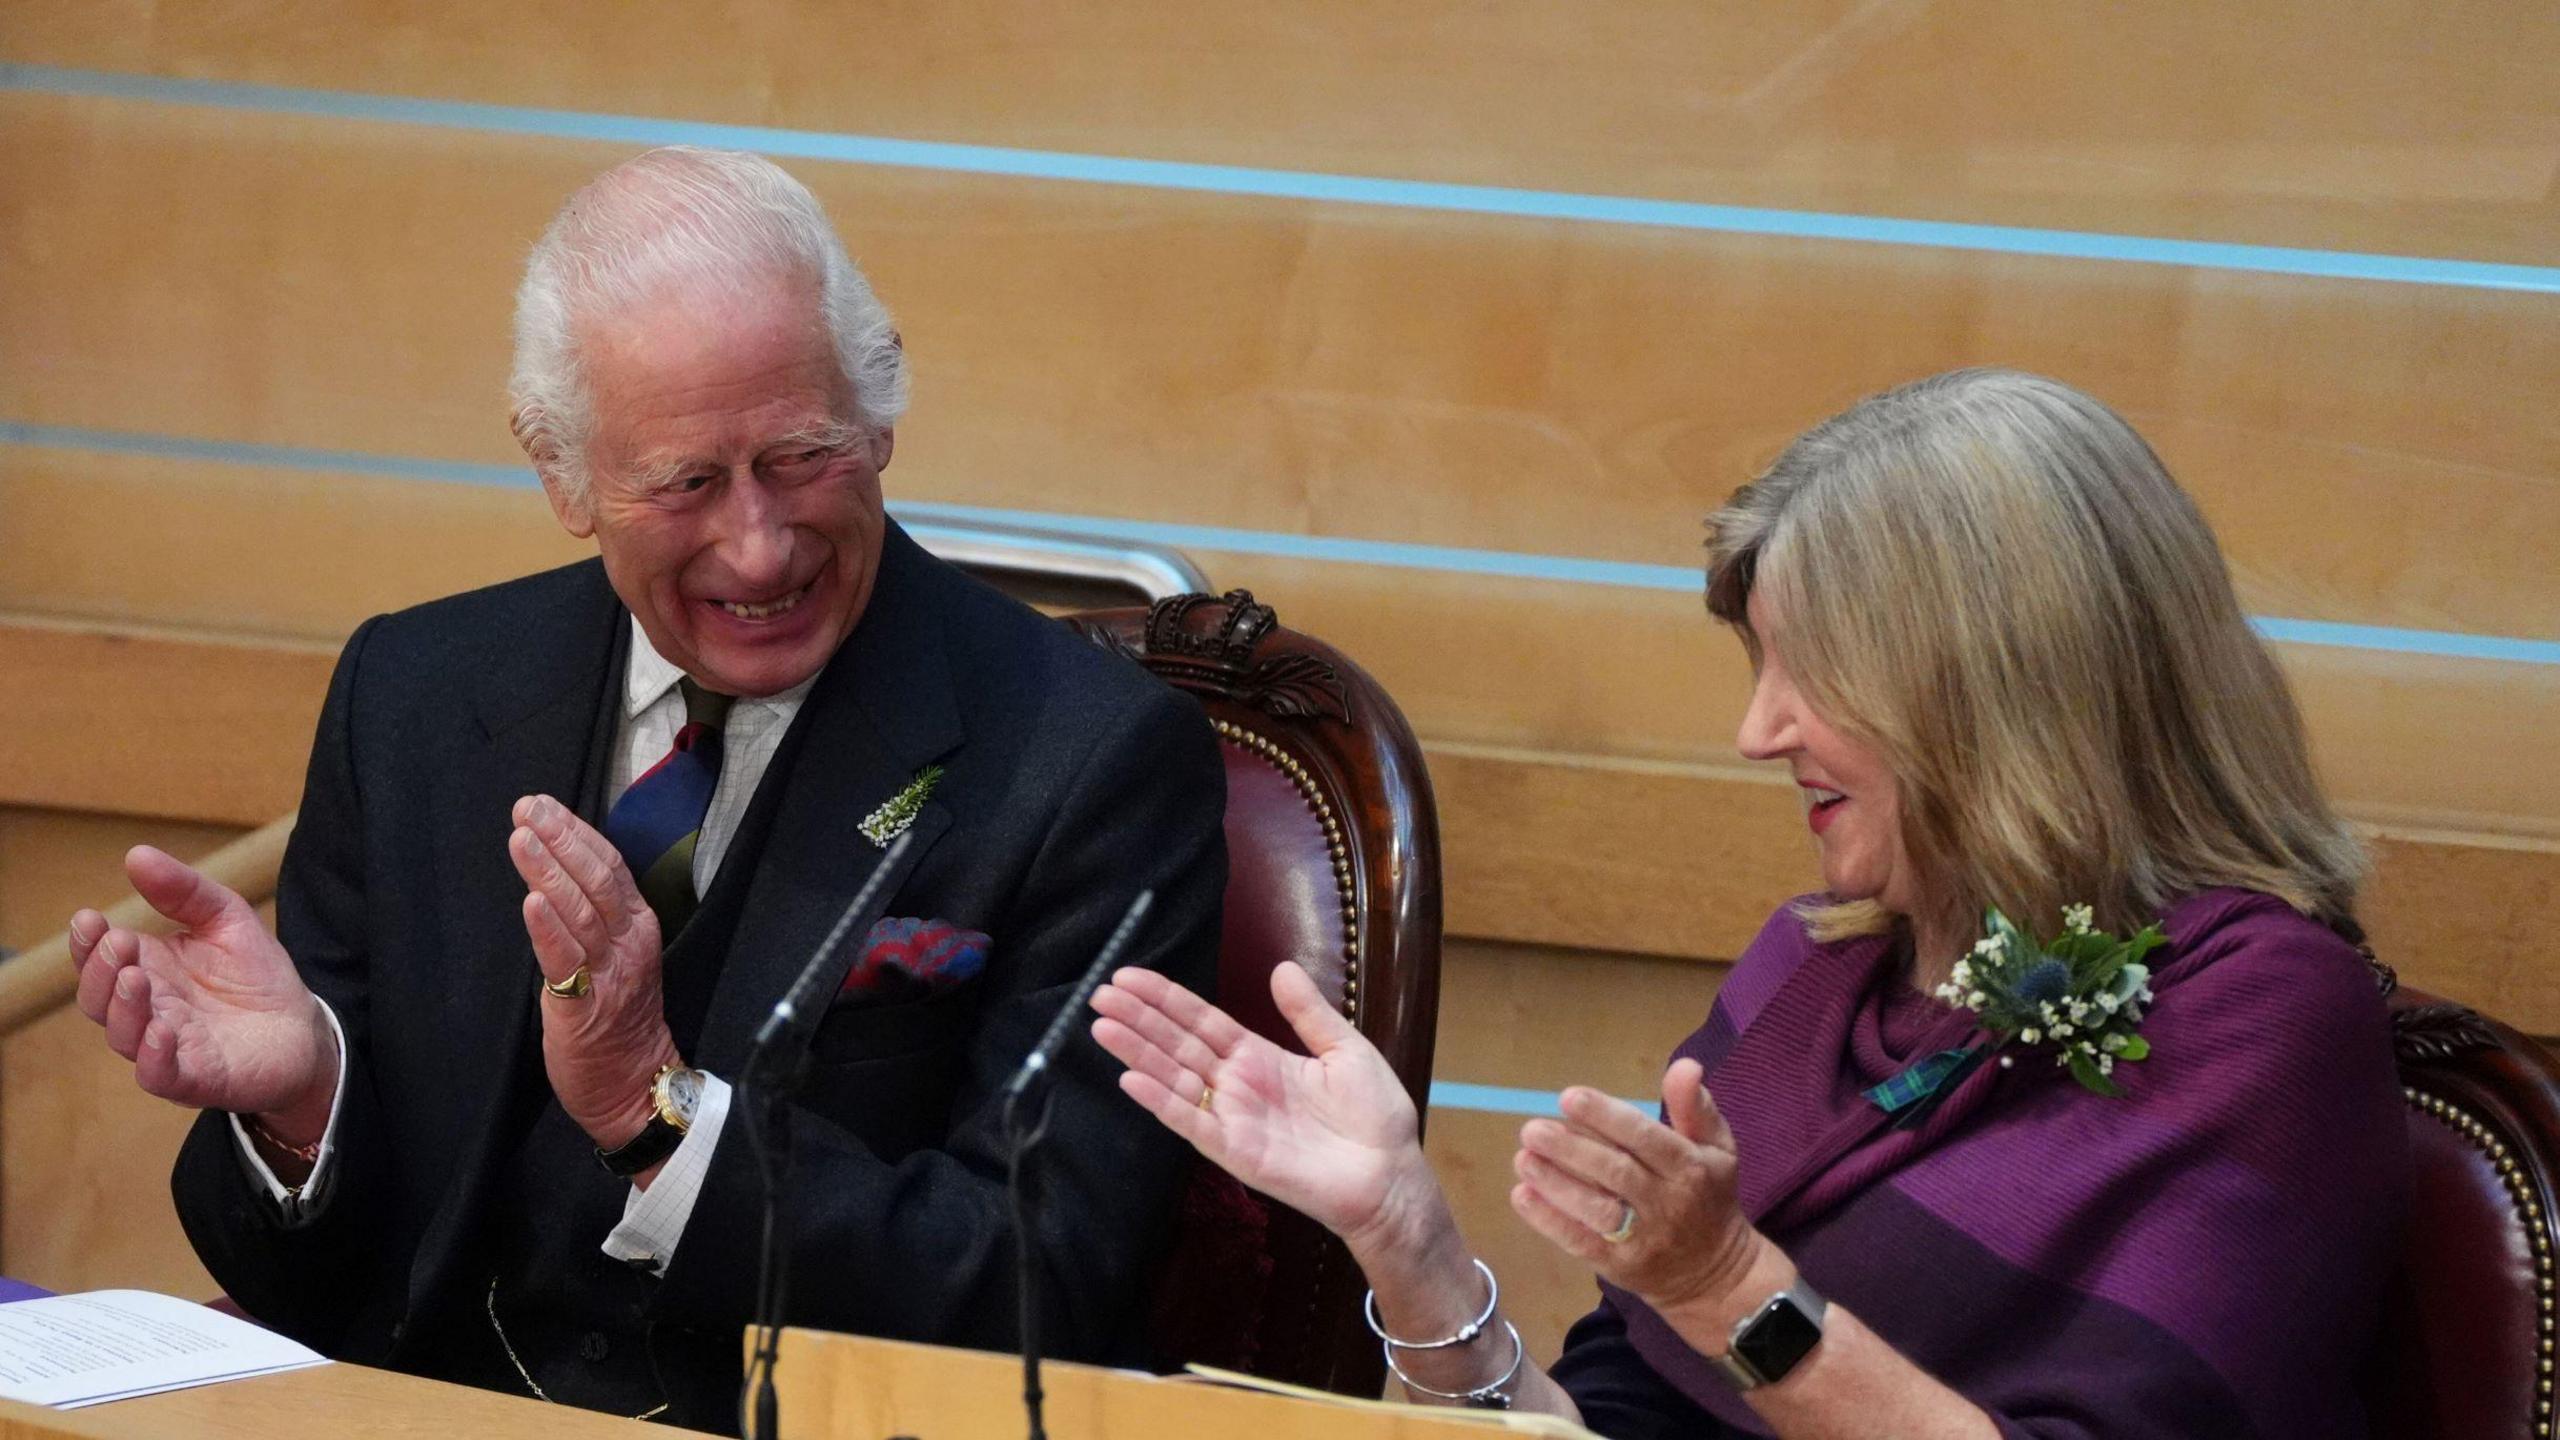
top-left (1513, 1057), bottom-right (1775, 1321)
top-left (1090, 967), bottom-right (1784, 1348)
top-left (1089, 962), bottom-right (1439, 1252)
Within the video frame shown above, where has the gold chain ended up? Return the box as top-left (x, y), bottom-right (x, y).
top-left (484, 1278), bottom-right (670, 1422)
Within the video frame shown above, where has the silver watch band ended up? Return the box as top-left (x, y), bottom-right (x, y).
top-left (1705, 1276), bottom-right (1829, 1391)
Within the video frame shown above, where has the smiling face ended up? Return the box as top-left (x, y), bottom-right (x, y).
top-left (1735, 588), bottom-right (1927, 918)
top-left (546, 275), bottom-right (891, 698)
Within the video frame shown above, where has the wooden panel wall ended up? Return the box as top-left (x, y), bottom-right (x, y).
top-left (4, 0), bottom-right (2556, 1380)
top-left (6, 95), bottom-right (2556, 645)
top-left (10, 0), bottom-right (2555, 262)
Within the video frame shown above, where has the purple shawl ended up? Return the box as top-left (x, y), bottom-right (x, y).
top-left (1596, 889), bottom-right (2408, 1439)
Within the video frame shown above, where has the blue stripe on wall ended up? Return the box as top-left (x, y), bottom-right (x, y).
top-left (889, 497), bottom-right (1704, 591)
top-left (9, 421), bottom-right (2555, 667)
top-left (5, 62), bottom-right (2556, 295)
top-left (0, 423), bottom-right (541, 490)
top-left (1430, 1082), bottom-right (1557, 1118)
top-left (1430, 1082), bottom-right (1657, 1118)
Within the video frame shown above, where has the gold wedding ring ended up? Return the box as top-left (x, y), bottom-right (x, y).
top-left (1602, 1201), bottom-right (1638, 1244)
top-left (543, 964), bottom-right (593, 1000)
top-left (1196, 1084), bottom-right (1216, 1111)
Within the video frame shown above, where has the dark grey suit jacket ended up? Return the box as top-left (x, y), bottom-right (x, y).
top-left (169, 523), bottom-right (1226, 1421)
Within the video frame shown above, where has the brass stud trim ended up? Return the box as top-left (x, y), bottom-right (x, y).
top-left (1216, 720), bottom-right (1363, 1023)
top-left (2406, 1085), bottom-right (2557, 1432)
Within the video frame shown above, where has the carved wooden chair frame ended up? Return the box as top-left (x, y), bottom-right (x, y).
top-left (2376, 962), bottom-right (2560, 1437)
top-left (1070, 589), bottom-right (1442, 1394)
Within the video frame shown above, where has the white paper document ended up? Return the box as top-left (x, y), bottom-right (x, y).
top-left (0, 1290), bottom-right (328, 1409)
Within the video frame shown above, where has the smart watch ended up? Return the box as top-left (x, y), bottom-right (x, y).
top-left (595, 1063), bottom-right (704, 1178)
top-left (1706, 1276), bottom-right (1828, 1391)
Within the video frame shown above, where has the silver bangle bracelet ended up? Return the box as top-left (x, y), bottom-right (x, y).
top-left (1384, 1318), bottom-right (1524, 1410)
top-left (1363, 1257), bottom-right (1499, 1349)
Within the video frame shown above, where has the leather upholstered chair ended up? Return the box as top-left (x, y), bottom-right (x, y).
top-left (2366, 972), bottom-right (2560, 1438)
top-left (1069, 589), bottom-right (1442, 1395)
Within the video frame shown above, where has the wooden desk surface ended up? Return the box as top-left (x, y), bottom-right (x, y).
top-left (0, 1329), bottom-right (1559, 1440)
top-left (775, 1328), bottom-right (1561, 1440)
top-left (0, 1361), bottom-right (717, 1439)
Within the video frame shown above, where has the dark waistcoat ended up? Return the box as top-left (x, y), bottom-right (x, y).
top-left (426, 629), bottom-right (808, 1430)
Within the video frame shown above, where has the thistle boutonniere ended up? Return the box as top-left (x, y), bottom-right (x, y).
top-left (1937, 904), bottom-right (2166, 1097)
top-left (1866, 903), bottom-right (2164, 1126)
top-left (858, 765), bottom-right (943, 848)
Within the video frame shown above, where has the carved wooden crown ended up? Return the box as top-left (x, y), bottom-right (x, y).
top-left (1077, 589), bottom-right (1353, 724)
top-left (1145, 590), bottom-right (1285, 666)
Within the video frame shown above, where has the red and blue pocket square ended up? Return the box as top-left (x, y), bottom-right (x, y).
top-left (837, 917), bottom-right (991, 1004)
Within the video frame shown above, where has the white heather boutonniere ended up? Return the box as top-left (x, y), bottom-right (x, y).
top-left (859, 765), bottom-right (944, 848)
top-left (1936, 903), bottom-right (2166, 1098)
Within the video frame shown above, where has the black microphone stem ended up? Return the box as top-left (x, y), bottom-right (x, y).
top-left (739, 831), bottom-right (914, 1440)
top-left (1006, 1092), bottom-right (1053, 1440)
top-left (1002, 888), bottom-right (1153, 1440)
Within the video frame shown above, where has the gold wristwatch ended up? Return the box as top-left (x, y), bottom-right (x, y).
top-left (594, 1063), bottom-right (704, 1177)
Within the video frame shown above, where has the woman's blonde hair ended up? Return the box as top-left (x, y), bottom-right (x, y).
top-left (1704, 368), bottom-right (2364, 946)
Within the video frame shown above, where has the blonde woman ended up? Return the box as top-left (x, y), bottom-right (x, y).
top-left (1092, 370), bottom-right (2406, 1439)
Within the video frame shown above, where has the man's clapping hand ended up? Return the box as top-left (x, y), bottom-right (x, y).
top-left (66, 846), bottom-right (338, 1149)
top-left (508, 795), bottom-right (680, 1160)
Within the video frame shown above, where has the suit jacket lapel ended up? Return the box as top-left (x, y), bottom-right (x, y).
top-left (409, 564), bottom-right (628, 1315)
top-left (693, 525), bottom-right (965, 1074)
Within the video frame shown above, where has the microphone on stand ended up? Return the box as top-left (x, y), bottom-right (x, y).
top-left (737, 830), bottom-right (914, 1440)
top-left (745, 829), bottom-right (916, 1072)
top-left (1003, 889), bottom-right (1154, 1440)
top-left (1003, 890), bottom-right (1154, 1109)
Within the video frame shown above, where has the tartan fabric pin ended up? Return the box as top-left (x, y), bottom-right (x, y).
top-left (858, 765), bottom-right (943, 848)
top-left (1864, 1045), bottom-right (1990, 1131)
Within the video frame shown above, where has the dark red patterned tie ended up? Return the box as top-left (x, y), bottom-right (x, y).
top-left (602, 680), bottom-right (733, 936)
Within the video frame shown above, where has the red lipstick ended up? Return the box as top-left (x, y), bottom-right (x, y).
top-left (1800, 783), bottom-right (1847, 836)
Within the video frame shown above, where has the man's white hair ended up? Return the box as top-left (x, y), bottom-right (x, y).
top-left (508, 146), bottom-right (908, 497)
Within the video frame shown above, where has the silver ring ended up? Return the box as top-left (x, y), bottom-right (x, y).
top-left (1601, 1201), bottom-right (1637, 1244)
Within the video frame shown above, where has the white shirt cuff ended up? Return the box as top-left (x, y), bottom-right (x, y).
top-left (226, 998), bottom-right (350, 1223)
top-left (601, 1072), bottom-right (732, 1276)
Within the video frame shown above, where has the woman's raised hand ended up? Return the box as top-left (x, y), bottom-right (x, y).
top-left (1091, 961), bottom-right (1432, 1250)
top-left (1512, 1056), bottom-right (1779, 1323)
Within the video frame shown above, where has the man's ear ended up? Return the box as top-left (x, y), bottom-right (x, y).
top-left (536, 467), bottom-right (596, 540)
top-left (512, 406), bottom-right (595, 539)
top-left (866, 425), bottom-right (895, 473)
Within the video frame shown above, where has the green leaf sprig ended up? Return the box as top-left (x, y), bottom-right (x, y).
top-left (858, 765), bottom-right (944, 848)
top-left (1935, 904), bottom-right (2165, 1097)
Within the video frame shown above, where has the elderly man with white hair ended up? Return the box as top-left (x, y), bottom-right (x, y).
top-left (65, 147), bottom-right (1227, 1432)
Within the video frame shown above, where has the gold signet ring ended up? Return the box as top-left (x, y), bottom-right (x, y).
top-left (544, 965), bottom-right (593, 999)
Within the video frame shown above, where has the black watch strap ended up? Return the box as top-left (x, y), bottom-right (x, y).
top-left (595, 1115), bottom-right (685, 1178)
